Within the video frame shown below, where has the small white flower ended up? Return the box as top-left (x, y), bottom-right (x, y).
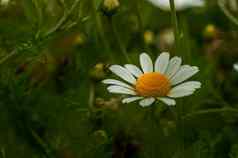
top-left (146, 0), bottom-right (205, 11)
top-left (103, 52), bottom-right (201, 107)
top-left (233, 63), bottom-right (238, 72)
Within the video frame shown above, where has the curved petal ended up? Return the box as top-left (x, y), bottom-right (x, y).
top-left (158, 97), bottom-right (176, 106)
top-left (139, 97), bottom-right (155, 107)
top-left (168, 89), bottom-right (195, 98)
top-left (172, 81), bottom-right (201, 90)
top-left (140, 53), bottom-right (153, 73)
top-left (168, 81), bottom-right (201, 98)
top-left (170, 65), bottom-right (199, 85)
top-left (122, 97), bottom-right (143, 104)
top-left (165, 56), bottom-right (182, 79)
top-left (107, 86), bottom-right (137, 95)
top-left (154, 52), bottom-right (170, 74)
top-left (102, 79), bottom-right (134, 89)
top-left (109, 65), bottom-right (136, 84)
top-left (125, 64), bottom-right (143, 78)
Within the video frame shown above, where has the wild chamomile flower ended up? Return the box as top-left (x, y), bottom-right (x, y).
top-left (146, 0), bottom-right (205, 11)
top-left (103, 52), bottom-right (201, 107)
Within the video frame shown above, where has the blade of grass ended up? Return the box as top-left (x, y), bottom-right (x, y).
top-left (169, 0), bottom-right (180, 50)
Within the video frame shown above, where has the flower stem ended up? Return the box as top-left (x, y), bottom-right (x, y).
top-left (28, 127), bottom-right (54, 158)
top-left (218, 0), bottom-right (238, 26)
top-left (1, 148), bottom-right (6, 158)
top-left (169, 0), bottom-right (180, 50)
top-left (183, 108), bottom-right (238, 121)
top-left (109, 17), bottom-right (132, 63)
top-left (88, 81), bottom-right (95, 111)
top-left (136, 0), bottom-right (144, 33)
top-left (92, 0), bottom-right (112, 60)
top-left (175, 104), bottom-right (184, 158)
top-left (169, 1), bottom-right (183, 156)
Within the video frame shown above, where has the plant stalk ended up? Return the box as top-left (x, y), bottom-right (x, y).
top-left (109, 17), bottom-right (131, 63)
top-left (169, 0), bottom-right (183, 157)
top-left (169, 0), bottom-right (180, 50)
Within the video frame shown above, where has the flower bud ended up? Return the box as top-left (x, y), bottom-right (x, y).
top-left (89, 63), bottom-right (107, 81)
top-left (101, 0), bottom-right (120, 16)
top-left (93, 130), bottom-right (108, 144)
top-left (73, 33), bottom-right (86, 46)
top-left (159, 28), bottom-right (175, 51)
top-left (203, 24), bottom-right (218, 40)
top-left (95, 97), bottom-right (120, 111)
top-left (144, 30), bottom-right (155, 45)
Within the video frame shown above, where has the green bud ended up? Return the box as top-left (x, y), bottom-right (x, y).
top-left (90, 63), bottom-right (107, 81)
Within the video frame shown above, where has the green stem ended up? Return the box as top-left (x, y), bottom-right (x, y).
top-left (89, 81), bottom-right (95, 111)
top-left (218, 0), bottom-right (238, 27)
top-left (169, 0), bottom-right (183, 157)
top-left (109, 17), bottom-right (131, 63)
top-left (43, 0), bottom-right (81, 38)
top-left (175, 104), bottom-right (184, 158)
top-left (0, 49), bottom-right (17, 65)
top-left (136, 0), bottom-right (144, 33)
top-left (92, 0), bottom-right (112, 60)
top-left (169, 0), bottom-right (180, 49)
top-left (28, 127), bottom-right (54, 158)
top-left (1, 148), bottom-right (6, 158)
top-left (183, 108), bottom-right (238, 121)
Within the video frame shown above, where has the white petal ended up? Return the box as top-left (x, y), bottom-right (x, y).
top-left (102, 79), bottom-right (134, 89)
top-left (168, 81), bottom-right (201, 98)
top-left (168, 89), bottom-right (195, 98)
top-left (165, 56), bottom-right (182, 79)
top-left (140, 53), bottom-right (153, 73)
top-left (107, 86), bottom-right (136, 95)
top-left (158, 97), bottom-right (176, 106)
top-left (109, 65), bottom-right (136, 84)
top-left (172, 81), bottom-right (201, 90)
top-left (154, 52), bottom-right (170, 74)
top-left (170, 65), bottom-right (199, 85)
top-left (139, 98), bottom-right (155, 107)
top-left (122, 97), bottom-right (143, 104)
top-left (124, 64), bottom-right (143, 78)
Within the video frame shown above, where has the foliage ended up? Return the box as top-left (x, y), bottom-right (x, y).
top-left (1, 0), bottom-right (238, 158)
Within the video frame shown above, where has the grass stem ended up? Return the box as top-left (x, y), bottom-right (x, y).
top-left (109, 17), bottom-right (132, 63)
top-left (169, 0), bottom-right (180, 50)
top-left (169, 0), bottom-right (184, 157)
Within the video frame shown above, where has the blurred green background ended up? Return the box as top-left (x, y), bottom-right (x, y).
top-left (1, 0), bottom-right (238, 157)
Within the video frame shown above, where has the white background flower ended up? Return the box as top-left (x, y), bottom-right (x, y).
top-left (234, 63), bottom-right (238, 72)
top-left (1, 0), bottom-right (10, 6)
top-left (103, 52), bottom-right (201, 107)
top-left (146, 0), bottom-right (205, 11)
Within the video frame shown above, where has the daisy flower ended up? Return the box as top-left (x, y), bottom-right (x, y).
top-left (146, 0), bottom-right (205, 11)
top-left (102, 52), bottom-right (201, 107)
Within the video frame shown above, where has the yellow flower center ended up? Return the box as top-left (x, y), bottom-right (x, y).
top-left (135, 72), bottom-right (171, 97)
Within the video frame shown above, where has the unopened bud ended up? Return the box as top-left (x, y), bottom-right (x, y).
top-left (93, 130), bottom-right (108, 144)
top-left (203, 24), bottom-right (218, 40)
top-left (90, 63), bottom-right (107, 81)
top-left (73, 33), bottom-right (86, 46)
top-left (95, 97), bottom-right (120, 111)
top-left (144, 30), bottom-right (155, 45)
top-left (101, 0), bottom-right (120, 16)
top-left (159, 28), bottom-right (175, 51)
